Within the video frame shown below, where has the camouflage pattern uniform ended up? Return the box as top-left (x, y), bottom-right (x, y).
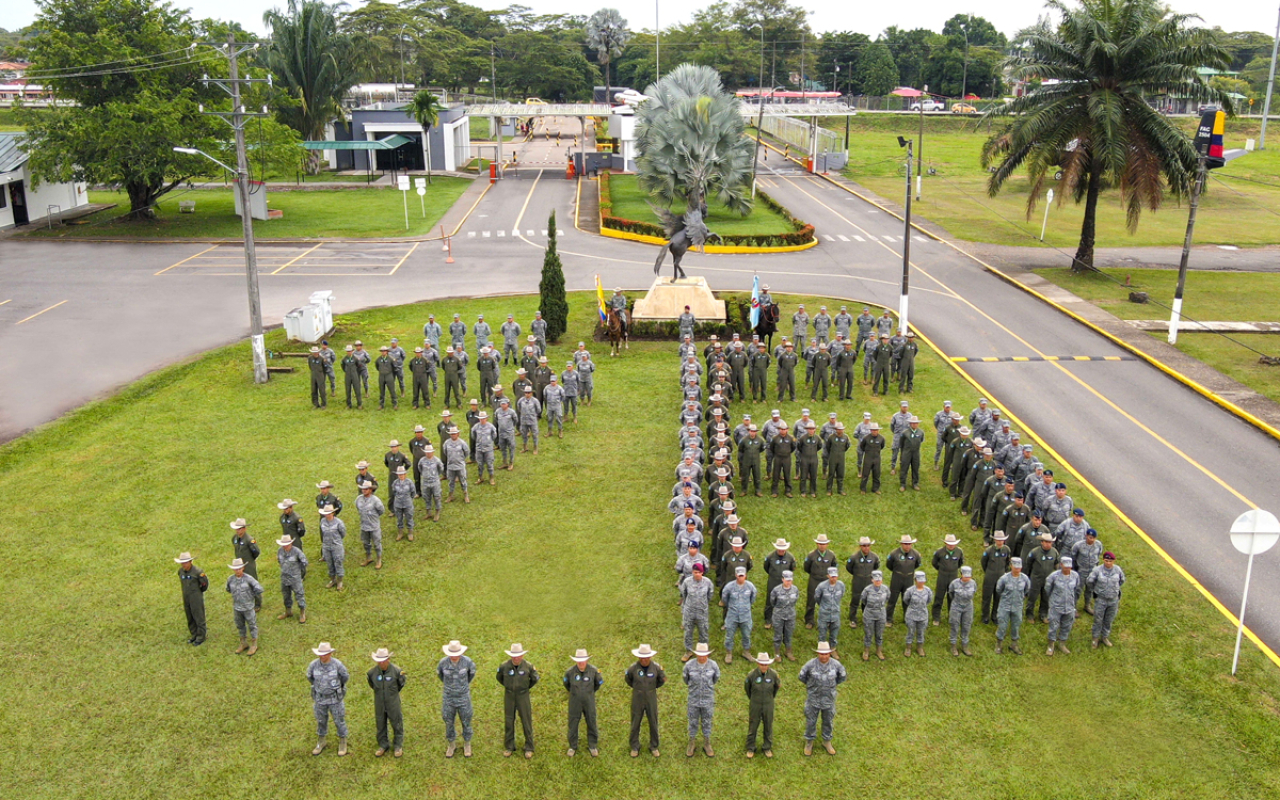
top-left (680, 575), bottom-right (715, 652)
top-left (1087, 562), bottom-right (1126, 642)
top-left (948, 577), bottom-right (978, 647)
top-left (813, 574), bottom-right (846, 649)
top-left (355, 492), bottom-right (386, 560)
top-left (307, 657), bottom-right (350, 738)
top-left (770, 581), bottom-right (800, 655)
top-left (437, 655), bottom-right (477, 743)
top-left (226, 571), bottom-right (263, 639)
top-left (1045, 569), bottom-right (1081, 644)
top-left (798, 656), bottom-right (846, 742)
top-left (417, 455), bottom-right (445, 515)
top-left (277, 545), bottom-right (308, 614)
top-left (721, 579), bottom-right (758, 654)
top-left (996, 571), bottom-right (1032, 645)
top-left (682, 658), bottom-right (721, 740)
top-left (860, 583), bottom-right (890, 647)
top-left (320, 515), bottom-right (346, 580)
top-left (473, 420), bottom-right (497, 480)
top-left (903, 583), bottom-right (933, 646)
top-left (443, 436), bottom-right (470, 497)
top-left (390, 476), bottom-right (417, 535)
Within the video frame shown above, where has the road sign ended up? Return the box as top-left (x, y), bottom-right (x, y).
top-left (414, 177), bottom-right (426, 190)
top-left (416, 186), bottom-right (426, 196)
top-left (1229, 508), bottom-right (1279, 675)
top-left (397, 175), bottom-right (410, 191)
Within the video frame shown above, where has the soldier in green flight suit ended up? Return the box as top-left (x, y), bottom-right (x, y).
top-left (809, 344), bottom-right (831, 401)
top-left (409, 347), bottom-right (432, 408)
top-left (442, 347), bottom-right (465, 409)
top-left (930, 534), bottom-right (964, 624)
top-left (762, 538), bottom-right (796, 628)
top-left (871, 334), bottom-right (892, 395)
top-left (802, 534), bottom-right (838, 628)
top-left (307, 346), bottom-right (328, 408)
top-left (795, 421), bottom-right (823, 498)
top-left (229, 518), bottom-right (260, 580)
top-left (898, 416), bottom-right (925, 491)
top-left (858, 422), bottom-right (886, 494)
top-left (738, 424), bottom-right (766, 497)
top-left (824, 422), bottom-right (852, 496)
top-left (625, 644), bottom-right (666, 758)
top-left (897, 332), bottom-right (918, 392)
top-left (376, 346), bottom-right (398, 410)
top-left (769, 422), bottom-right (796, 497)
top-left (563, 648), bottom-right (603, 757)
top-left (776, 344), bottom-right (799, 401)
top-left (367, 646), bottom-right (407, 758)
top-left (175, 551), bottom-right (208, 645)
top-left (980, 531), bottom-right (1013, 624)
top-left (278, 498), bottom-right (307, 551)
top-left (497, 643), bottom-right (540, 758)
top-left (339, 345), bottom-right (363, 409)
top-left (749, 345), bottom-right (771, 402)
top-left (743, 652), bottom-right (780, 758)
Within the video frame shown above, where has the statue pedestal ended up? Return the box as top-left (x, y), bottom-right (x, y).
top-left (633, 276), bottom-right (725, 321)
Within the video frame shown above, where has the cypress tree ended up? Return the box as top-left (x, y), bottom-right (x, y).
top-left (539, 210), bottom-right (569, 342)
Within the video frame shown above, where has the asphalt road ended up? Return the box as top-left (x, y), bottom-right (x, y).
top-left (1, 122), bottom-right (1277, 665)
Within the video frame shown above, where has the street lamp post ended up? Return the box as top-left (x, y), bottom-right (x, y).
top-left (1261, 5), bottom-right (1279, 149)
top-left (898, 136), bottom-right (913, 334)
top-left (752, 86), bottom-right (784, 197)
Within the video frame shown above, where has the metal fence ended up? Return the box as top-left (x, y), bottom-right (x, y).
top-left (761, 114), bottom-right (842, 156)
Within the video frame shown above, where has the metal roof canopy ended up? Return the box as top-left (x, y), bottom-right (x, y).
top-left (466, 103), bottom-right (613, 117)
top-left (301, 134), bottom-right (416, 150)
top-left (0, 131), bottom-right (29, 173)
top-left (739, 103), bottom-right (857, 117)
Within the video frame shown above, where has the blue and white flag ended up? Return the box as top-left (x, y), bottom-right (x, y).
top-left (749, 274), bottom-right (761, 327)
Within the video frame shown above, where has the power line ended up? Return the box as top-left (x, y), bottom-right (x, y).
top-left (21, 45), bottom-right (203, 76)
top-left (21, 52), bottom-right (219, 81)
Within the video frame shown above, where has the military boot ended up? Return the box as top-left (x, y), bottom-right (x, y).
top-left (686, 739), bottom-right (697, 758)
top-left (375, 558), bottom-right (382, 570)
top-left (312, 737), bottom-right (327, 756)
top-left (247, 638), bottom-right (258, 656)
top-left (277, 609), bottom-right (293, 620)
top-left (298, 610), bottom-right (307, 624)
top-left (1102, 637), bottom-right (1113, 647)
top-left (235, 637), bottom-right (248, 654)
top-left (904, 646), bottom-right (912, 657)
top-left (1010, 641), bottom-right (1023, 655)
top-left (951, 644), bottom-right (959, 656)
top-left (962, 644), bottom-right (972, 656)
top-left (445, 741), bottom-right (456, 758)
top-left (703, 737), bottom-right (714, 757)
top-left (335, 580), bottom-right (344, 591)
top-left (464, 492), bottom-right (471, 504)
top-left (1059, 643), bottom-right (1071, 654)
top-left (804, 741), bottom-right (814, 756)
top-left (462, 741), bottom-right (472, 757)
top-left (1091, 638), bottom-right (1099, 649)
top-left (876, 645), bottom-right (885, 660)
top-left (1046, 641), bottom-right (1055, 656)
top-left (337, 737), bottom-right (348, 756)
top-left (862, 647), bottom-right (870, 661)
top-left (325, 579), bottom-right (335, 588)
top-left (785, 646), bottom-right (795, 662)
top-left (995, 640), bottom-right (1003, 654)
top-left (917, 644), bottom-right (925, 657)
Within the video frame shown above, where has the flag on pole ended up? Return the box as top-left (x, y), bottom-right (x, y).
top-left (749, 274), bottom-right (761, 328)
top-left (596, 274), bottom-right (607, 322)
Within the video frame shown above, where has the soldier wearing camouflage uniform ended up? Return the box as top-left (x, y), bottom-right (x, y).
top-left (389, 466), bottom-right (417, 541)
top-left (859, 571), bottom-right (890, 660)
top-left (472, 411), bottom-right (497, 484)
top-left (1087, 552), bottom-right (1125, 647)
top-left (813, 567), bottom-right (847, 653)
top-left (276, 534), bottom-right (308, 624)
top-left (798, 642), bottom-right (846, 755)
top-left (226, 558), bottom-right (263, 656)
top-left (947, 566), bottom-right (978, 656)
top-left (500, 315), bottom-right (522, 364)
top-left (494, 398), bottom-right (518, 469)
top-left (1044, 558), bottom-right (1081, 655)
top-left (561, 362), bottom-right (580, 422)
top-left (517, 388), bottom-right (541, 453)
top-left (416, 445), bottom-right (445, 521)
top-left (442, 426), bottom-right (470, 503)
top-left (543, 375), bottom-right (566, 437)
top-left (682, 644), bottom-right (721, 757)
top-left (761, 539), bottom-right (796, 626)
top-left (307, 642), bottom-right (350, 756)
top-left (318, 504), bottom-right (346, 590)
top-left (981, 531), bottom-right (1013, 624)
top-left (680, 564), bottom-right (715, 659)
top-left (995, 558), bottom-right (1031, 654)
top-left (721, 567), bottom-right (757, 663)
top-left (902, 572), bottom-right (932, 657)
top-left (355, 484), bottom-right (386, 569)
top-left (437, 640), bottom-right (477, 758)
top-left (531, 312), bottom-right (548, 355)
top-left (1071, 529), bottom-right (1104, 612)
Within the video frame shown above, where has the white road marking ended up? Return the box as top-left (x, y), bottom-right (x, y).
top-left (823, 235), bottom-right (835, 242)
top-left (836, 235), bottom-right (850, 242)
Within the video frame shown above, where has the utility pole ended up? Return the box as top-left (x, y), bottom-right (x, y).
top-left (200, 35), bottom-right (270, 384)
top-left (960, 14), bottom-right (971, 104)
top-left (490, 42), bottom-right (497, 101)
top-left (655, 0), bottom-right (660, 81)
top-left (899, 136), bottom-right (913, 335)
top-left (800, 32), bottom-right (805, 93)
top-left (1262, 5), bottom-right (1279, 149)
top-left (399, 24), bottom-right (407, 92)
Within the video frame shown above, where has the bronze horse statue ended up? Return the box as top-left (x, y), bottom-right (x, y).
top-left (651, 192), bottom-right (721, 281)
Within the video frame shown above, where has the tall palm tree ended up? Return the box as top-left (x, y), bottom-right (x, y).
top-left (408, 90), bottom-right (446, 183)
top-left (981, 0), bottom-right (1231, 271)
top-left (586, 9), bottom-right (632, 104)
top-left (263, 0), bottom-right (362, 174)
top-left (636, 63), bottom-right (755, 215)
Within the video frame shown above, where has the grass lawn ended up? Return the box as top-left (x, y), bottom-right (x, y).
top-left (22, 180), bottom-right (471, 239)
top-left (826, 115), bottom-right (1280, 249)
top-left (1034, 267), bottom-right (1280, 403)
top-left (2, 291), bottom-right (1278, 799)
top-left (607, 174), bottom-right (798, 236)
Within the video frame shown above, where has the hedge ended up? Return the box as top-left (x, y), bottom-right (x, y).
top-left (594, 292), bottom-right (771, 341)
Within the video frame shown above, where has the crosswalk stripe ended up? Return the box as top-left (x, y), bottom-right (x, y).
top-left (527, 230), bottom-right (534, 236)
top-left (467, 231), bottom-right (476, 238)
top-left (497, 230), bottom-right (505, 237)
top-left (836, 235), bottom-right (849, 242)
top-left (823, 235), bottom-right (835, 242)
top-left (541, 230), bottom-right (548, 236)
top-left (853, 235), bottom-right (864, 242)
top-left (482, 231), bottom-right (490, 237)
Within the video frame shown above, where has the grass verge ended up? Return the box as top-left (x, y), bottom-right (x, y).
top-left (21, 180), bottom-right (471, 239)
top-left (1, 291), bottom-right (1278, 799)
top-left (828, 115), bottom-right (1280, 249)
top-left (1034, 267), bottom-right (1280, 403)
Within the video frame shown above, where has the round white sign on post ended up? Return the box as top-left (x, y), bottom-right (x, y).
top-left (1047, 188), bottom-right (1054, 203)
top-left (416, 187), bottom-right (426, 196)
top-left (1230, 509), bottom-right (1280, 556)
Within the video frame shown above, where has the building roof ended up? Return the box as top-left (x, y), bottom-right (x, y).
top-left (0, 132), bottom-right (29, 173)
top-left (301, 134), bottom-right (416, 151)
top-left (467, 103), bottom-right (613, 117)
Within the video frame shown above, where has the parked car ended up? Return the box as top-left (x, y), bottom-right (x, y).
top-left (909, 99), bottom-right (945, 112)
top-left (951, 102), bottom-right (977, 114)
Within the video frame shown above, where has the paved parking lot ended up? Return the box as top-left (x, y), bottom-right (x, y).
top-left (156, 242), bottom-right (420, 277)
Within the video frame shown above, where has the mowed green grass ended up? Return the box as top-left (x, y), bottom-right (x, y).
top-left (22, 179), bottom-right (471, 240)
top-left (607, 173), bottom-right (797, 236)
top-left (826, 114), bottom-right (1280, 249)
top-left (1034, 267), bottom-right (1280, 404)
top-left (1, 292), bottom-right (1278, 800)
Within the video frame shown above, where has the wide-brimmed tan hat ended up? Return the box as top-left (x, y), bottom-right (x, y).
top-left (413, 425), bottom-right (426, 433)
top-left (442, 640), bottom-right (467, 656)
top-left (632, 643), bottom-right (658, 659)
top-left (441, 409), bottom-right (452, 416)
top-left (389, 439), bottom-right (400, 447)
top-left (312, 642), bottom-right (335, 656)
top-left (277, 499), bottom-right (296, 510)
top-left (858, 536), bottom-right (875, 546)
top-left (276, 535), bottom-right (294, 547)
top-left (571, 648), bottom-right (590, 662)
top-left (229, 518), bottom-right (247, 529)
top-left (174, 552), bottom-right (194, 563)
top-left (228, 558), bottom-right (248, 570)
top-left (815, 641), bottom-right (835, 654)
top-left (370, 647), bottom-right (393, 662)
top-left (1040, 532), bottom-right (1055, 542)
top-left (730, 536), bottom-right (745, 547)
top-left (356, 460), bottom-right (370, 469)
top-left (943, 534), bottom-right (961, 546)
top-left (753, 652), bottom-right (775, 665)
top-left (504, 643), bottom-right (529, 658)
top-left (994, 531), bottom-right (1009, 540)
top-left (395, 466), bottom-right (407, 475)
top-left (316, 480), bottom-right (333, 489)
top-left (899, 535), bottom-right (917, 545)
top-left (814, 534), bottom-right (832, 545)
top-left (773, 538), bottom-right (791, 550)
top-left (319, 504), bottom-right (336, 515)
top-left (693, 642), bottom-right (711, 657)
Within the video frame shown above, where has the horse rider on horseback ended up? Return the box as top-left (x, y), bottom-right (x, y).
top-left (609, 288), bottom-right (629, 336)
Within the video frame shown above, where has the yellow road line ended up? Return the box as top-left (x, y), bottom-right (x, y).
top-left (387, 242), bottom-right (420, 276)
top-left (154, 244), bottom-right (221, 275)
top-left (513, 170), bottom-right (544, 245)
top-left (15, 299), bottom-right (67, 325)
top-left (0, 299), bottom-right (10, 306)
top-left (908, 322), bottom-right (1280, 670)
top-left (270, 242), bottom-right (325, 275)
top-left (447, 180), bottom-right (493, 239)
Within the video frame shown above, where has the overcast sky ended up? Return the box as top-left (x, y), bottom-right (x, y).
top-left (2, 0), bottom-right (1273, 41)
